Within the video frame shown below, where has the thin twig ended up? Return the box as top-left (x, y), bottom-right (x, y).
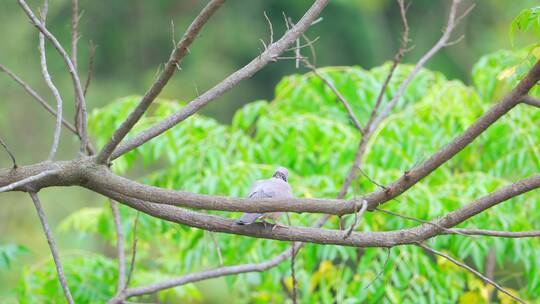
top-left (110, 200), bottom-right (126, 291)
top-left (363, 248), bottom-right (391, 290)
top-left (291, 242), bottom-right (298, 304)
top-left (364, 0), bottom-right (410, 134)
top-left (375, 207), bottom-right (475, 238)
top-left (447, 228), bottom-right (540, 238)
top-left (0, 169), bottom-right (59, 193)
top-left (303, 59), bottom-right (364, 133)
top-left (0, 135), bottom-right (17, 169)
top-left (83, 41), bottom-right (96, 97)
top-left (0, 64), bottom-right (84, 140)
top-left (209, 232), bottom-right (223, 266)
top-left (38, 0), bottom-right (63, 161)
top-left (263, 11), bottom-right (274, 45)
top-left (343, 199), bottom-right (367, 239)
top-left (18, 0), bottom-right (89, 153)
top-left (126, 212), bottom-right (140, 288)
top-left (418, 243), bottom-right (526, 304)
top-left (373, 0), bottom-right (470, 127)
top-left (29, 192), bottom-right (74, 304)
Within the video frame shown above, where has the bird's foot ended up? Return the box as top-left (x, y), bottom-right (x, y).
top-left (271, 222), bottom-right (288, 231)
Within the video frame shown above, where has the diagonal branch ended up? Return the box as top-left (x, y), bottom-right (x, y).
top-left (38, 0), bottom-right (63, 161)
top-left (109, 0), bottom-right (331, 160)
top-left (522, 95), bottom-right (540, 108)
top-left (0, 135), bottom-right (17, 169)
top-left (95, 0), bottom-right (227, 164)
top-left (29, 192), bottom-right (75, 304)
top-left (362, 58), bottom-right (540, 210)
top-left (372, 0), bottom-right (473, 129)
top-left (0, 64), bottom-right (79, 137)
top-left (418, 243), bottom-right (525, 303)
top-left (18, 0), bottom-right (89, 153)
top-left (303, 59), bottom-right (364, 133)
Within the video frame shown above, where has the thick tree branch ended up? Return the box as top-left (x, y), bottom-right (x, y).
top-left (18, 0), bottom-right (89, 153)
top-left (418, 243), bottom-right (525, 303)
top-left (95, 0), bottom-right (227, 164)
top-left (95, 174), bottom-right (540, 248)
top-left (38, 0), bottom-right (63, 161)
top-left (109, 0), bottom-right (331, 160)
top-left (29, 192), bottom-right (75, 304)
top-left (0, 169), bottom-right (61, 193)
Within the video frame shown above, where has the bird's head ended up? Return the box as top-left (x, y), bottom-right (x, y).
top-left (272, 167), bottom-right (289, 182)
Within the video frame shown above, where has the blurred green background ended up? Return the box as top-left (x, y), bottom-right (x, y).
top-left (0, 0), bottom-right (539, 302)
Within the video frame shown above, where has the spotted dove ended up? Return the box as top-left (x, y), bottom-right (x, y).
top-left (235, 167), bottom-right (293, 225)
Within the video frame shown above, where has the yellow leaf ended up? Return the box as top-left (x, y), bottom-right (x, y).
top-left (497, 66), bottom-right (517, 80)
top-left (459, 291), bottom-right (487, 304)
top-left (498, 288), bottom-right (520, 304)
top-left (532, 45), bottom-right (540, 58)
top-left (283, 276), bottom-right (293, 292)
top-left (318, 260), bottom-right (334, 274)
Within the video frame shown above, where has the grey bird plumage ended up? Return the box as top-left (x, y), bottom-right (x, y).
top-left (235, 167), bottom-right (293, 225)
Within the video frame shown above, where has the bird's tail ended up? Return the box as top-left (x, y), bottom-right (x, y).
top-left (235, 213), bottom-right (263, 225)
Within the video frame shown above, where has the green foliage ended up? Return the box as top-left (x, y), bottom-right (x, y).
top-left (17, 45), bottom-right (540, 303)
top-left (0, 244), bottom-right (29, 270)
top-left (17, 254), bottom-right (117, 304)
top-left (510, 6), bottom-right (540, 44)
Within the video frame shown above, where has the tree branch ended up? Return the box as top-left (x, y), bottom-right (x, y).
top-left (109, 0), bottom-right (331, 160)
top-left (0, 135), bottom-right (17, 169)
top-left (418, 243), bottom-right (525, 303)
top-left (38, 0), bottom-right (63, 161)
top-left (109, 242), bottom-right (303, 302)
top-left (29, 192), bottom-right (75, 304)
top-left (364, 0), bottom-right (409, 134)
top-left (0, 64), bottom-right (79, 137)
top-left (83, 41), bottom-right (96, 97)
top-left (522, 95), bottom-right (540, 108)
top-left (18, 0), bottom-right (89, 153)
top-left (373, 0), bottom-right (472, 129)
top-left (447, 228), bottom-right (540, 238)
top-left (95, 0), bottom-right (227, 164)
top-left (0, 169), bottom-right (60, 193)
top-left (110, 200), bottom-right (126, 292)
top-left (95, 174), bottom-right (540, 248)
top-left (362, 58), bottom-right (540, 210)
top-left (303, 60), bottom-right (364, 133)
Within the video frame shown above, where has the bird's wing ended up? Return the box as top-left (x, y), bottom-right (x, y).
top-left (236, 178), bottom-right (293, 225)
top-left (236, 181), bottom-right (272, 225)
